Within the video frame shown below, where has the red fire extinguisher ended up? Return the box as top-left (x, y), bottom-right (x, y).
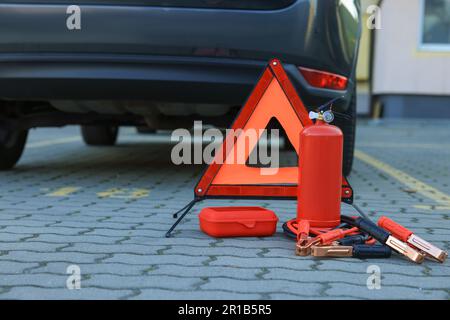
top-left (297, 110), bottom-right (343, 228)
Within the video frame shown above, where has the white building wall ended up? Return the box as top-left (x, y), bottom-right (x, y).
top-left (373, 0), bottom-right (450, 96)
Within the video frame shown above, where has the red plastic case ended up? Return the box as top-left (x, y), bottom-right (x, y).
top-left (198, 207), bottom-right (278, 238)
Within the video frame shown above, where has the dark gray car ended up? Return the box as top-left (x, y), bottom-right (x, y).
top-left (0, 0), bottom-right (361, 174)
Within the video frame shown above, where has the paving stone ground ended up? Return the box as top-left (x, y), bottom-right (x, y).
top-left (0, 120), bottom-right (449, 300)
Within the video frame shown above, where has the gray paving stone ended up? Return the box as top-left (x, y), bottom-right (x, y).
top-left (104, 254), bottom-right (206, 266)
top-left (202, 278), bottom-right (323, 296)
top-left (165, 246), bottom-right (264, 258)
top-left (1, 225), bottom-right (91, 236)
top-left (84, 274), bottom-right (201, 290)
top-left (316, 260), bottom-right (431, 276)
top-left (263, 269), bottom-right (369, 285)
top-left (0, 274), bottom-right (67, 287)
top-left (0, 242), bottom-right (64, 252)
top-left (61, 243), bottom-right (167, 255)
top-left (27, 262), bottom-right (148, 276)
top-left (0, 232), bottom-right (36, 242)
top-left (210, 256), bottom-right (316, 270)
top-left (325, 283), bottom-right (449, 300)
top-left (269, 293), bottom-right (354, 300)
top-left (0, 261), bottom-right (40, 274)
top-left (34, 234), bottom-right (126, 244)
top-left (132, 289), bottom-right (261, 300)
top-left (0, 251), bottom-right (109, 264)
top-left (0, 287), bottom-right (133, 299)
top-left (381, 274), bottom-right (450, 289)
top-left (147, 265), bottom-right (259, 280)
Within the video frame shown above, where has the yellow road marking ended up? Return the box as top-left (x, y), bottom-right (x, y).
top-left (354, 149), bottom-right (450, 209)
top-left (27, 137), bottom-right (81, 149)
top-left (97, 188), bottom-right (120, 198)
top-left (130, 189), bottom-right (151, 198)
top-left (97, 188), bottom-right (150, 199)
top-left (47, 187), bottom-right (80, 197)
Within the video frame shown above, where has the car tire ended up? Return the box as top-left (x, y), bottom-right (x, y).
top-left (81, 125), bottom-right (118, 146)
top-left (0, 127), bottom-right (28, 170)
top-left (335, 88), bottom-right (357, 177)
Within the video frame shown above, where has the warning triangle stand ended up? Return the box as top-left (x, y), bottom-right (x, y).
top-left (166, 59), bottom-right (353, 237)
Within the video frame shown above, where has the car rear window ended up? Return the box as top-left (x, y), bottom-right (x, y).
top-left (2, 0), bottom-right (296, 10)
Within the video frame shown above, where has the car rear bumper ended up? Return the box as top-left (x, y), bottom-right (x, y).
top-left (0, 53), bottom-right (352, 111)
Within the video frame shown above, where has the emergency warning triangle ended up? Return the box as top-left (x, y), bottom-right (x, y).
top-left (195, 59), bottom-right (353, 202)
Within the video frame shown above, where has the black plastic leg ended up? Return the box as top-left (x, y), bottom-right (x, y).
top-left (165, 199), bottom-right (199, 238)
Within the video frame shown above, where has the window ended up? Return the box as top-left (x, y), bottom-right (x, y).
top-left (420, 0), bottom-right (450, 51)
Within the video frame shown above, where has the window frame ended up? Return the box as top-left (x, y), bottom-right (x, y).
top-left (418, 0), bottom-right (450, 52)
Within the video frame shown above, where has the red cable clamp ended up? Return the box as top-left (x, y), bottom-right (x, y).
top-left (378, 216), bottom-right (447, 263)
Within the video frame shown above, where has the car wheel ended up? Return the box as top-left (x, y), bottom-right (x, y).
top-left (0, 127), bottom-right (28, 170)
top-left (334, 88), bottom-right (357, 177)
top-left (81, 125), bottom-right (118, 146)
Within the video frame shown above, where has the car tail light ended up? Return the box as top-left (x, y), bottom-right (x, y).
top-left (298, 67), bottom-right (348, 90)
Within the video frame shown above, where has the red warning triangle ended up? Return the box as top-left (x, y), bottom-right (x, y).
top-left (195, 59), bottom-right (353, 202)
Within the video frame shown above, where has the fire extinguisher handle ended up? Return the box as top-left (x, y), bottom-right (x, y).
top-left (353, 217), bottom-right (390, 243)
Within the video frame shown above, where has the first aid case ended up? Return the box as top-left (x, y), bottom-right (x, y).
top-left (198, 207), bottom-right (278, 238)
